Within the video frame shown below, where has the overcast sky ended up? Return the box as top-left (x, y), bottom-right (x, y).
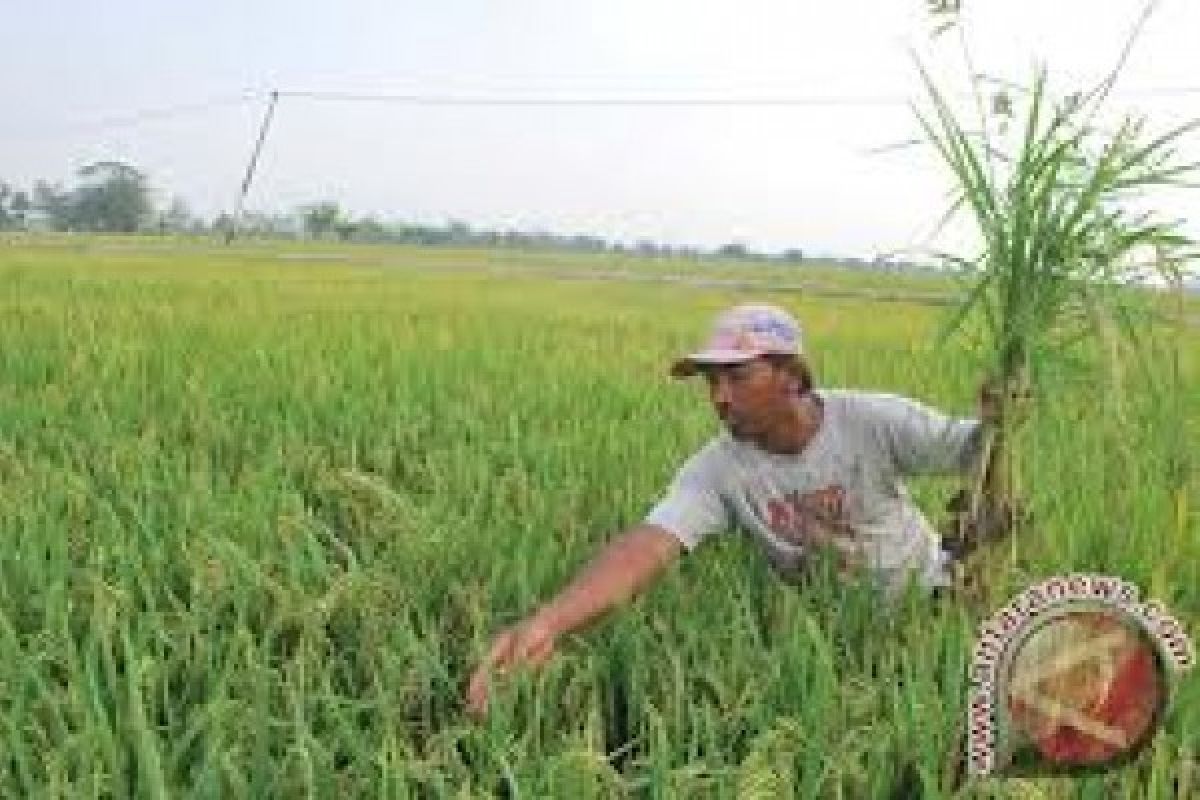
top-left (4, 1), bottom-right (1199, 256)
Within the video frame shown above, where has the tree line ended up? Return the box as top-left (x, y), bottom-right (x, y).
top-left (271, 202), bottom-right (814, 262)
top-left (4, 160), bottom-right (912, 266)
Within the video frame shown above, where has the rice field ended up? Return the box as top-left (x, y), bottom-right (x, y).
top-left (0, 237), bottom-right (1195, 797)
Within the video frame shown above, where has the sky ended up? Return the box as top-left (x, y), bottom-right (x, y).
top-left (4, 0), bottom-right (1200, 257)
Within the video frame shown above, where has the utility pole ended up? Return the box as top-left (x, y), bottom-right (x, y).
top-left (225, 90), bottom-right (280, 244)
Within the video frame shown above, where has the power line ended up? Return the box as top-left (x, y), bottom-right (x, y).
top-left (3, 93), bottom-right (262, 141)
top-left (277, 90), bottom-right (908, 107)
top-left (10, 84), bottom-right (1200, 143)
top-left (279, 86), bottom-right (1200, 107)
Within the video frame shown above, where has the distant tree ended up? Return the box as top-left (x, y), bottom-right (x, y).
top-left (72, 161), bottom-right (154, 232)
top-left (717, 242), bottom-right (749, 259)
top-left (0, 183), bottom-right (31, 230)
top-left (446, 219), bottom-right (472, 244)
top-left (158, 197), bottom-right (195, 234)
top-left (569, 234), bottom-right (607, 251)
top-left (11, 190), bottom-right (29, 229)
top-left (32, 181), bottom-right (73, 230)
top-left (353, 216), bottom-right (391, 242)
top-left (301, 202), bottom-right (341, 239)
top-left (0, 183), bottom-right (12, 230)
top-left (212, 212), bottom-right (234, 237)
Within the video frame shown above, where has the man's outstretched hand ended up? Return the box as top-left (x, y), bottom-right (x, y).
top-left (464, 525), bottom-right (682, 718)
top-left (466, 615), bottom-right (558, 718)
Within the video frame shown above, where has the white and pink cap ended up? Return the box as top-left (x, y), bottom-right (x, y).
top-left (670, 303), bottom-right (804, 378)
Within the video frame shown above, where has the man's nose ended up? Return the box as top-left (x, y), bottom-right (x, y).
top-left (709, 374), bottom-right (734, 406)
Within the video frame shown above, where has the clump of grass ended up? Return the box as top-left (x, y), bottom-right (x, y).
top-left (914, 5), bottom-right (1199, 580)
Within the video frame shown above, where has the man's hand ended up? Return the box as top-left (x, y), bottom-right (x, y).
top-left (464, 525), bottom-right (681, 718)
top-left (978, 377), bottom-right (1003, 425)
top-left (467, 615), bottom-right (558, 718)
top-left (978, 375), bottom-right (1032, 426)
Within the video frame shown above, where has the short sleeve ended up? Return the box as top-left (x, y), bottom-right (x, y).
top-left (644, 446), bottom-right (731, 550)
top-left (865, 393), bottom-right (983, 477)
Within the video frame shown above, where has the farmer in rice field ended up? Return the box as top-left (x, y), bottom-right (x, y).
top-left (468, 303), bottom-right (1002, 716)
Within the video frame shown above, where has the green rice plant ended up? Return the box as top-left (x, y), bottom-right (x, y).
top-left (914, 32), bottom-right (1199, 578)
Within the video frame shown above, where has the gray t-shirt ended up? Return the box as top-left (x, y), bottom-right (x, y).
top-left (645, 389), bottom-right (981, 596)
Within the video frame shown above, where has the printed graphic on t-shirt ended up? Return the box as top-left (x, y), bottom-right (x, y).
top-left (763, 485), bottom-right (856, 547)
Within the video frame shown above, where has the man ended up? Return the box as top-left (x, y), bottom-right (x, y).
top-left (467, 303), bottom-right (990, 716)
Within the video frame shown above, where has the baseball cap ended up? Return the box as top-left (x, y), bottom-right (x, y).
top-left (670, 303), bottom-right (804, 378)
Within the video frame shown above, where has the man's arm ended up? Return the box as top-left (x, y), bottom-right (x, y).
top-left (866, 392), bottom-right (986, 477)
top-left (530, 523), bottom-right (683, 635)
top-left (466, 524), bottom-right (682, 716)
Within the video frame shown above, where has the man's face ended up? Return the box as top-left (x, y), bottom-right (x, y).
top-left (700, 358), bottom-right (795, 439)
